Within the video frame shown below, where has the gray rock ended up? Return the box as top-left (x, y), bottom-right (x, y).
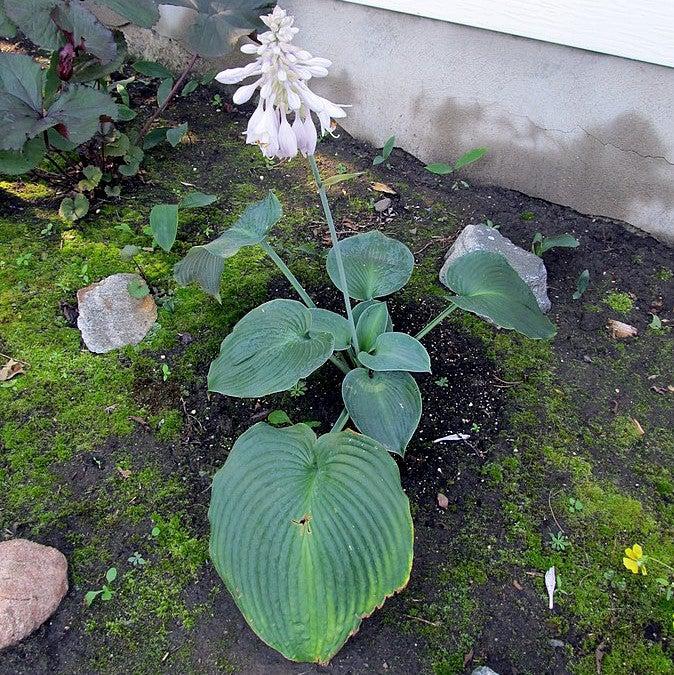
top-left (549, 638), bottom-right (566, 648)
top-left (440, 224), bottom-right (552, 312)
top-left (0, 539), bottom-right (68, 650)
top-left (77, 273), bottom-right (157, 354)
top-left (472, 667), bottom-right (500, 675)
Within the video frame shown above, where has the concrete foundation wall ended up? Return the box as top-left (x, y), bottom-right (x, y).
top-left (94, 1), bottom-right (674, 244)
top-left (283, 0), bottom-right (674, 244)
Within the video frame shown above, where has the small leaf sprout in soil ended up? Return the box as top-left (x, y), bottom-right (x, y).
top-left (568, 497), bottom-right (584, 513)
top-left (128, 552), bottom-right (147, 567)
top-left (434, 376), bottom-right (449, 388)
top-left (161, 364), bottom-right (171, 382)
top-left (573, 269), bottom-right (590, 300)
top-left (531, 232), bottom-right (579, 257)
top-left (373, 135), bottom-right (395, 166)
top-left (85, 567), bottom-right (117, 607)
top-left (549, 531), bottom-right (570, 552)
top-left (177, 5), bottom-right (556, 664)
top-left (288, 381), bottom-right (308, 398)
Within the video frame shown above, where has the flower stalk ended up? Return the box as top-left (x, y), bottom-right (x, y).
top-left (308, 155), bottom-right (360, 352)
top-left (415, 303), bottom-right (459, 340)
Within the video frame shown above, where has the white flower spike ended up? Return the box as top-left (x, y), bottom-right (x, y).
top-left (215, 5), bottom-right (346, 160)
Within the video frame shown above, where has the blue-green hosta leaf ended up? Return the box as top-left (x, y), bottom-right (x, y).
top-left (4, 0), bottom-right (63, 51)
top-left (327, 231), bottom-right (414, 301)
top-left (352, 299), bottom-right (393, 331)
top-left (440, 251), bottom-right (556, 339)
top-left (174, 191), bottom-right (281, 299)
top-left (357, 332), bottom-right (431, 373)
top-left (0, 136), bottom-right (46, 175)
top-left (308, 308), bottom-right (351, 351)
top-left (209, 422), bottom-right (413, 663)
top-left (355, 301), bottom-right (390, 352)
top-left (150, 204), bottom-right (179, 252)
top-left (94, 0), bottom-right (160, 28)
top-left (208, 299), bottom-right (334, 398)
top-left (342, 369), bottom-right (422, 456)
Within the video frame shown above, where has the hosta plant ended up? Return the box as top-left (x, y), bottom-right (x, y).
top-left (0, 0), bottom-right (269, 214)
top-left (175, 5), bottom-right (556, 665)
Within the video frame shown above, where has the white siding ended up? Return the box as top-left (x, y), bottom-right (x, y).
top-left (341, 0), bottom-right (674, 67)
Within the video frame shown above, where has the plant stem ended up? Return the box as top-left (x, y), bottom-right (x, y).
top-left (260, 242), bottom-right (315, 308)
top-left (331, 408), bottom-right (350, 433)
top-left (648, 557), bottom-right (674, 572)
top-left (137, 53), bottom-right (199, 143)
top-left (308, 155), bottom-right (359, 351)
top-left (415, 303), bottom-right (459, 340)
top-left (260, 241), bottom-right (350, 375)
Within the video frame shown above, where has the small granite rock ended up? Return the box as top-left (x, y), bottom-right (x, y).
top-left (472, 667), bottom-right (500, 675)
top-left (549, 638), bottom-right (566, 648)
top-left (77, 273), bottom-right (157, 354)
top-left (0, 539), bottom-right (68, 650)
top-left (440, 224), bottom-right (552, 312)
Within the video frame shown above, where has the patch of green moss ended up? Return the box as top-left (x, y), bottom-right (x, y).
top-left (604, 291), bottom-right (634, 314)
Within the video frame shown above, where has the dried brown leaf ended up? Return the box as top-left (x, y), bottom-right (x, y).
top-left (0, 358), bottom-right (25, 382)
top-left (371, 181), bottom-right (396, 195)
top-left (607, 319), bottom-right (637, 339)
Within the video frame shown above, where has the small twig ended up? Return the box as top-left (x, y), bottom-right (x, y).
top-left (548, 489), bottom-right (565, 534)
top-left (493, 375), bottom-right (524, 386)
top-left (137, 53), bottom-right (199, 142)
top-left (0, 352), bottom-right (30, 366)
top-left (404, 614), bottom-right (441, 627)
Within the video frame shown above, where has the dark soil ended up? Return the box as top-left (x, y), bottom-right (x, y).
top-left (1, 83), bottom-right (672, 675)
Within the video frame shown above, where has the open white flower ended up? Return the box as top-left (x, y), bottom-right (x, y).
top-left (215, 5), bottom-right (346, 159)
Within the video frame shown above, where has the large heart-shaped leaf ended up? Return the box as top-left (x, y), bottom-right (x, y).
top-left (357, 332), bottom-right (430, 373)
top-left (5, 0), bottom-right (62, 51)
top-left (209, 422), bottom-right (413, 663)
top-left (327, 231), bottom-right (414, 300)
top-left (42, 85), bottom-right (119, 146)
top-left (440, 251), bottom-right (556, 339)
top-left (95, 0), bottom-right (160, 28)
top-left (174, 191), bottom-right (281, 299)
top-left (308, 308), bottom-right (351, 351)
top-left (0, 54), bottom-right (44, 151)
top-left (208, 299), bottom-right (334, 398)
top-left (342, 369), bottom-right (422, 456)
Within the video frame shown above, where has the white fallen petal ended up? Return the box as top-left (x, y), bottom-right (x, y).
top-left (545, 566), bottom-right (556, 609)
top-left (433, 434), bottom-right (471, 443)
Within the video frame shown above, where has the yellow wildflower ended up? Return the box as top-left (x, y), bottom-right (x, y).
top-left (623, 544), bottom-right (647, 575)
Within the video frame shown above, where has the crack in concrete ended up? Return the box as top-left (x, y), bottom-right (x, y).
top-left (578, 126), bottom-right (674, 166)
